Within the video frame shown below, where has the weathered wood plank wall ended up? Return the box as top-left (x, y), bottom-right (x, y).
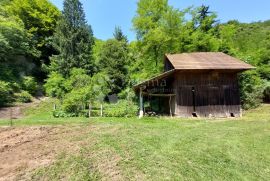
top-left (173, 71), bottom-right (241, 117)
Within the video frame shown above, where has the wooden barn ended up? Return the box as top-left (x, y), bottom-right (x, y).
top-left (134, 52), bottom-right (254, 118)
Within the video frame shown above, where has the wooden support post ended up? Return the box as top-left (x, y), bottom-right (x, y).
top-left (53, 104), bottom-right (56, 111)
top-left (139, 88), bottom-right (144, 118)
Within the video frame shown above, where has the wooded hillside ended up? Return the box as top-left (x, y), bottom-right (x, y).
top-left (0, 0), bottom-right (269, 113)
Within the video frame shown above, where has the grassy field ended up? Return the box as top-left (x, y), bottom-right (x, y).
top-left (0, 100), bottom-right (270, 180)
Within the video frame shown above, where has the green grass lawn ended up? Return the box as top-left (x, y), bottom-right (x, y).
top-left (1, 101), bottom-right (270, 180)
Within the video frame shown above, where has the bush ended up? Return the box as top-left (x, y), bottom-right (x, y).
top-left (0, 81), bottom-right (13, 106)
top-left (15, 91), bottom-right (32, 103)
top-left (103, 100), bottom-right (138, 117)
top-left (89, 110), bottom-right (101, 117)
top-left (54, 100), bottom-right (138, 118)
top-left (44, 72), bottom-right (66, 99)
top-left (239, 71), bottom-right (264, 109)
top-left (53, 110), bottom-right (77, 118)
top-left (22, 76), bottom-right (38, 95)
top-left (62, 88), bottom-right (91, 114)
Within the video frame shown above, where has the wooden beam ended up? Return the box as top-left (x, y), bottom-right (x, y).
top-left (142, 92), bottom-right (176, 97)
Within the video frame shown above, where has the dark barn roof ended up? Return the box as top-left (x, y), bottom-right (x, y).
top-left (134, 52), bottom-right (254, 90)
top-left (166, 52), bottom-right (254, 70)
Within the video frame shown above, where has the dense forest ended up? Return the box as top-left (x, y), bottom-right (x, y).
top-left (0, 0), bottom-right (269, 116)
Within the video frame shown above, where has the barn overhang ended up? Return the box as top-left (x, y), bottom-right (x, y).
top-left (133, 69), bottom-right (176, 92)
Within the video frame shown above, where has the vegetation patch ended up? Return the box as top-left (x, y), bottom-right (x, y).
top-left (32, 153), bottom-right (100, 181)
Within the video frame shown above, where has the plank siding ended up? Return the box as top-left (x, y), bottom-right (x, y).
top-left (173, 71), bottom-right (241, 117)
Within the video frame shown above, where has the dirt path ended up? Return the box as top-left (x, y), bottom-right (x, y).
top-left (0, 126), bottom-right (88, 181)
top-left (0, 98), bottom-right (47, 120)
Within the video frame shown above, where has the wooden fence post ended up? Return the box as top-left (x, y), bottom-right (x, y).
top-left (89, 103), bottom-right (92, 118)
top-left (10, 107), bottom-right (13, 127)
top-left (100, 103), bottom-right (103, 117)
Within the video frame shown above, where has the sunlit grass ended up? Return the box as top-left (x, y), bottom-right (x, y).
top-left (17, 100), bottom-right (270, 180)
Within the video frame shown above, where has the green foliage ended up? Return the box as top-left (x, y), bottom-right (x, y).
top-left (46, 69), bottom-right (111, 116)
top-left (15, 90), bottom-right (32, 103)
top-left (98, 39), bottom-right (129, 95)
top-left (103, 100), bottom-right (138, 117)
top-left (132, 0), bottom-right (184, 73)
top-left (22, 76), bottom-right (38, 95)
top-left (44, 72), bottom-right (66, 99)
top-left (90, 72), bottom-right (110, 102)
top-left (53, 110), bottom-right (77, 118)
top-left (3, 0), bottom-right (60, 80)
top-left (132, 2), bottom-right (222, 78)
top-left (0, 81), bottom-right (13, 106)
top-left (64, 68), bottom-right (92, 92)
top-left (55, 99), bottom-right (138, 118)
top-left (0, 0), bottom-right (60, 106)
top-left (113, 26), bottom-right (128, 42)
top-left (50, 0), bottom-right (95, 77)
top-left (62, 88), bottom-right (91, 114)
top-left (239, 71), bottom-right (264, 109)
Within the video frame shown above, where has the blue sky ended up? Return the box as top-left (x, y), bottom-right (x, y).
top-left (50, 0), bottom-right (270, 41)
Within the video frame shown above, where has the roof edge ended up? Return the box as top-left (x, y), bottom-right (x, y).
top-left (133, 69), bottom-right (176, 90)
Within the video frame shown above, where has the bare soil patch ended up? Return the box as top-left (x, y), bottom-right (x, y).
top-left (0, 126), bottom-right (87, 181)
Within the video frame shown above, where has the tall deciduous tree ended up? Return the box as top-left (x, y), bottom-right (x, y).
top-left (50, 0), bottom-right (95, 77)
top-left (132, 0), bottom-right (185, 76)
top-left (6, 0), bottom-right (60, 80)
top-left (0, 3), bottom-right (38, 82)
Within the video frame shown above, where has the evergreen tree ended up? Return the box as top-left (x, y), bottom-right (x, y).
top-left (50, 0), bottom-right (95, 77)
top-left (192, 5), bottom-right (218, 32)
top-left (113, 26), bottom-right (128, 43)
top-left (98, 39), bottom-right (128, 95)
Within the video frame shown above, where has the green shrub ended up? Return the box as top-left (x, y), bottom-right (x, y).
top-left (239, 71), bottom-right (264, 109)
top-left (44, 72), bottom-right (66, 98)
top-left (15, 91), bottom-right (32, 103)
top-left (22, 76), bottom-right (38, 95)
top-left (55, 100), bottom-right (138, 118)
top-left (10, 82), bottom-right (21, 92)
top-left (53, 110), bottom-right (77, 118)
top-left (62, 88), bottom-right (91, 114)
top-left (0, 81), bottom-right (13, 106)
top-left (90, 110), bottom-right (101, 117)
top-left (103, 100), bottom-right (138, 117)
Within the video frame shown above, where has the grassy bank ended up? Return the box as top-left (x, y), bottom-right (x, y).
top-left (1, 100), bottom-right (270, 180)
